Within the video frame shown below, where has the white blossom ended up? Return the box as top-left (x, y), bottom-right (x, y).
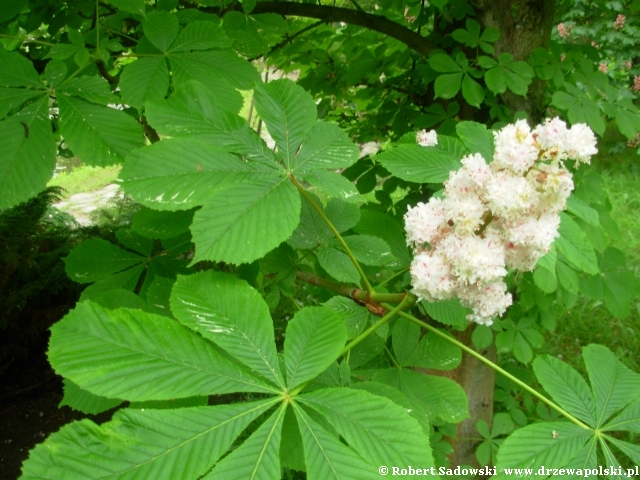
top-left (416, 129), bottom-right (438, 147)
top-left (565, 124), bottom-right (598, 164)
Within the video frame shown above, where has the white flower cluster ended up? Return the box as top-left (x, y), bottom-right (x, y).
top-left (405, 118), bottom-right (597, 325)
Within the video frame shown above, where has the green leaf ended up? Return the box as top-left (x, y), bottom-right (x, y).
top-left (0, 50), bottom-right (43, 88)
top-left (119, 56), bottom-right (170, 109)
top-left (109, 0), bottom-right (147, 16)
top-left (64, 238), bottom-right (144, 284)
top-left (131, 206), bottom-right (196, 239)
top-left (354, 210), bottom-right (411, 268)
top-left (485, 67), bottom-right (507, 94)
top-left (302, 170), bottom-right (362, 204)
top-left (169, 51), bottom-right (260, 91)
top-left (434, 72), bottom-right (463, 100)
top-left (603, 397), bottom-right (640, 432)
top-left (556, 261), bottom-right (579, 294)
top-left (0, 96), bottom-right (56, 209)
top-left (280, 406), bottom-right (306, 471)
top-left (57, 76), bottom-right (117, 105)
top-left (376, 144), bottom-right (461, 183)
top-left (284, 306), bottom-right (347, 389)
top-left (495, 422), bottom-right (591, 473)
top-left (456, 121), bottom-right (494, 162)
top-left (115, 228), bottom-right (153, 256)
top-left (404, 330), bottom-right (462, 370)
top-left (144, 11), bottom-right (179, 52)
top-left (583, 344), bottom-right (640, 427)
top-left (325, 198), bottom-right (360, 232)
top-left (78, 264), bottom-right (145, 301)
top-left (603, 270), bottom-right (638, 319)
top-left (171, 271), bottom-right (285, 389)
top-left (167, 56), bottom-right (245, 113)
top-left (169, 21), bottom-right (231, 52)
top-left (429, 54), bottom-right (462, 73)
top-left (317, 245), bottom-right (361, 284)
top-left (374, 368), bottom-right (469, 423)
top-left (533, 266), bottom-right (558, 293)
top-left (461, 74), bottom-right (485, 107)
top-left (0, 87), bottom-right (45, 118)
top-left (300, 388), bottom-right (434, 469)
top-left (555, 212), bottom-right (599, 275)
top-left (532, 355), bottom-right (596, 427)
top-left (287, 194), bottom-right (329, 249)
top-left (566, 196), bottom-right (599, 226)
top-left (120, 137), bottom-right (269, 210)
top-left (392, 320), bottom-right (420, 365)
top-left (323, 296), bottom-right (371, 340)
top-left (57, 95), bottom-right (144, 166)
top-left (144, 276), bottom-right (175, 317)
top-left (341, 235), bottom-right (393, 266)
top-left (190, 176), bottom-right (300, 264)
top-left (49, 302), bottom-right (277, 400)
top-left (293, 121), bottom-right (359, 173)
top-left (204, 403), bottom-right (286, 479)
top-left (471, 325), bottom-right (493, 350)
top-left (59, 379), bottom-right (123, 415)
top-left (21, 399), bottom-right (277, 479)
top-left (293, 403), bottom-right (380, 480)
top-left (421, 299), bottom-right (469, 329)
top-left (146, 81), bottom-right (271, 161)
top-left (255, 79), bottom-right (317, 170)
top-left (92, 288), bottom-right (151, 313)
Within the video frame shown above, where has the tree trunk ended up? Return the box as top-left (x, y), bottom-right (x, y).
top-left (472, 0), bottom-right (556, 122)
top-left (419, 324), bottom-right (496, 472)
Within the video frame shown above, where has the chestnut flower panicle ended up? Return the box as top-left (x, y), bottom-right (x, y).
top-left (404, 118), bottom-right (597, 325)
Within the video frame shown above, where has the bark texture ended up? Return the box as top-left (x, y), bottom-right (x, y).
top-left (419, 324), bottom-right (496, 471)
top-left (472, 0), bottom-right (557, 121)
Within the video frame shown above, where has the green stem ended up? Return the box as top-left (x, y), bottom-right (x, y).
top-left (289, 175), bottom-right (374, 295)
top-left (339, 297), bottom-right (411, 357)
top-left (0, 34), bottom-right (55, 46)
top-left (378, 335), bottom-right (401, 368)
top-left (388, 307), bottom-right (592, 431)
top-left (296, 271), bottom-right (411, 305)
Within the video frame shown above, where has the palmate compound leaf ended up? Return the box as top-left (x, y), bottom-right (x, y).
top-left (21, 398), bottom-right (279, 480)
top-left (48, 301), bottom-right (279, 401)
top-left (170, 270), bottom-right (285, 389)
top-left (284, 306), bottom-right (347, 390)
top-left (299, 388), bottom-right (436, 471)
top-left (120, 136), bottom-right (299, 264)
top-left (254, 79), bottom-right (359, 173)
top-left (145, 80), bottom-right (277, 166)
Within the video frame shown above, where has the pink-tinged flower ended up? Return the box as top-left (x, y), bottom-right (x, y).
top-left (416, 129), bottom-right (438, 147)
top-left (625, 61), bottom-right (632, 70)
top-left (614, 14), bottom-right (625, 30)
top-left (599, 63), bottom-right (608, 73)
top-left (558, 23), bottom-right (569, 38)
top-left (634, 76), bottom-right (640, 93)
top-left (591, 41), bottom-right (599, 49)
top-left (560, 53), bottom-right (567, 62)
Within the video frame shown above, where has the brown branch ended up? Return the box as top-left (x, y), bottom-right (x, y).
top-left (140, 115), bottom-right (160, 143)
top-left (249, 20), bottom-right (324, 61)
top-left (95, 59), bottom-right (118, 85)
top-left (213, 2), bottom-right (433, 57)
top-left (296, 271), bottom-right (409, 315)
